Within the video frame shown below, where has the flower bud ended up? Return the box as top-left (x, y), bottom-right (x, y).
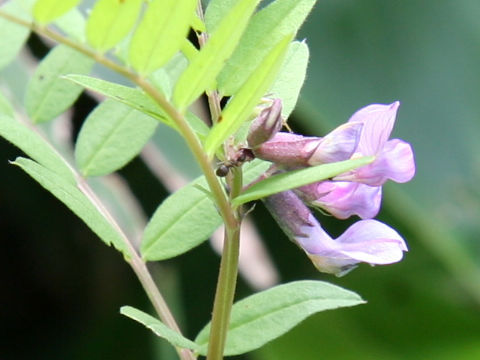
top-left (253, 132), bottom-right (322, 167)
top-left (247, 99), bottom-right (284, 148)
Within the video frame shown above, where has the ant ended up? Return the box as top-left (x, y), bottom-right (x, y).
top-left (215, 148), bottom-right (255, 177)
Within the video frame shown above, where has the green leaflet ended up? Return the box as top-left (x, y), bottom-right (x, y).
top-left (141, 159), bottom-right (270, 261)
top-left (204, 0), bottom-right (239, 33)
top-left (204, 35), bottom-right (292, 157)
top-left (0, 92), bottom-right (14, 116)
top-left (54, 7), bottom-right (86, 42)
top-left (190, 13), bottom-right (206, 33)
top-left (33, 0), bottom-right (80, 24)
top-left (180, 39), bottom-right (199, 63)
top-left (233, 156), bottom-right (375, 206)
top-left (141, 175), bottom-right (222, 261)
top-left (86, 0), bottom-right (143, 52)
top-left (12, 157), bottom-right (129, 256)
top-left (120, 306), bottom-right (199, 351)
top-left (173, 0), bottom-right (261, 111)
top-left (195, 280), bottom-right (364, 355)
top-left (63, 74), bottom-right (171, 126)
top-left (75, 99), bottom-right (158, 177)
top-left (25, 45), bottom-right (94, 124)
top-left (0, 0), bottom-right (34, 70)
top-left (0, 114), bottom-right (74, 182)
top-left (270, 41), bottom-right (309, 118)
top-left (218, 0), bottom-right (316, 96)
top-left (128, 0), bottom-right (197, 75)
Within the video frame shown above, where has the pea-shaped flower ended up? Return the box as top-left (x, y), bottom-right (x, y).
top-left (297, 102), bottom-right (415, 219)
top-left (263, 190), bottom-right (407, 276)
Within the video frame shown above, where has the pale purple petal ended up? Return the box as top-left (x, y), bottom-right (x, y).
top-left (307, 219), bottom-right (407, 275)
top-left (335, 138), bottom-right (415, 186)
top-left (308, 122), bottom-right (363, 165)
top-left (349, 102), bottom-right (400, 155)
top-left (335, 219), bottom-right (408, 264)
top-left (264, 190), bottom-right (408, 276)
top-left (307, 181), bottom-right (382, 219)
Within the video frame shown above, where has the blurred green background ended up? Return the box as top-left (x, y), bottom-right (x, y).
top-left (1, 0), bottom-right (480, 359)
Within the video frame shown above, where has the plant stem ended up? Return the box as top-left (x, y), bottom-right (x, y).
top-left (194, 1), bottom-right (222, 126)
top-left (1, 10), bottom-right (245, 359)
top-left (195, 4), bottom-right (244, 357)
top-left (207, 225), bottom-right (240, 360)
top-left (206, 168), bottom-right (243, 360)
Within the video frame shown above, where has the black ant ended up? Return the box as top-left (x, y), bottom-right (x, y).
top-left (215, 148), bottom-right (255, 177)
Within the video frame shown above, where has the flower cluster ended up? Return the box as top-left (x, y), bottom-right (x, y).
top-left (248, 100), bottom-right (415, 276)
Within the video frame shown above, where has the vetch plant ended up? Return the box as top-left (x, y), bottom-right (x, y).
top-left (0, 0), bottom-right (415, 359)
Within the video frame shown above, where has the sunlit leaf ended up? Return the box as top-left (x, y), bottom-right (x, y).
top-left (25, 45), bottom-right (94, 124)
top-left (120, 306), bottom-right (199, 351)
top-left (86, 0), bottom-right (143, 52)
top-left (204, 0), bottom-right (238, 32)
top-left (54, 7), bottom-right (86, 42)
top-left (190, 13), bottom-right (206, 33)
top-left (141, 175), bottom-right (222, 261)
top-left (75, 100), bottom-right (158, 177)
top-left (0, 0), bottom-right (34, 70)
top-left (204, 35), bottom-right (292, 157)
top-left (12, 157), bottom-right (129, 255)
top-left (0, 114), bottom-right (74, 182)
top-left (233, 156), bottom-right (374, 206)
top-left (195, 280), bottom-right (364, 355)
top-left (218, 0), bottom-right (316, 96)
top-left (33, 0), bottom-right (80, 24)
top-left (128, 0), bottom-right (197, 75)
top-left (173, 0), bottom-right (261, 111)
top-left (180, 39), bottom-right (198, 63)
top-left (270, 41), bottom-right (309, 118)
top-left (141, 160), bottom-right (270, 261)
top-left (63, 74), bottom-right (171, 125)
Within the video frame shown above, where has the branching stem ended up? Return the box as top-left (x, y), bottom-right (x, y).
top-left (0, 8), bottom-right (246, 360)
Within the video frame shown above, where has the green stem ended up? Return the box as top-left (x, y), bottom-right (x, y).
top-left (194, 5), bottom-right (244, 357)
top-left (1, 9), bottom-right (246, 360)
top-left (0, 10), bottom-right (240, 360)
top-left (206, 168), bottom-right (243, 360)
top-left (207, 222), bottom-right (240, 360)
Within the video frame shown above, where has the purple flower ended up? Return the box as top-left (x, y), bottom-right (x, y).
top-left (253, 122), bottom-right (363, 167)
top-left (297, 181), bottom-right (382, 219)
top-left (294, 102), bottom-right (415, 219)
top-left (333, 102), bottom-right (415, 186)
top-left (263, 190), bottom-right (407, 276)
